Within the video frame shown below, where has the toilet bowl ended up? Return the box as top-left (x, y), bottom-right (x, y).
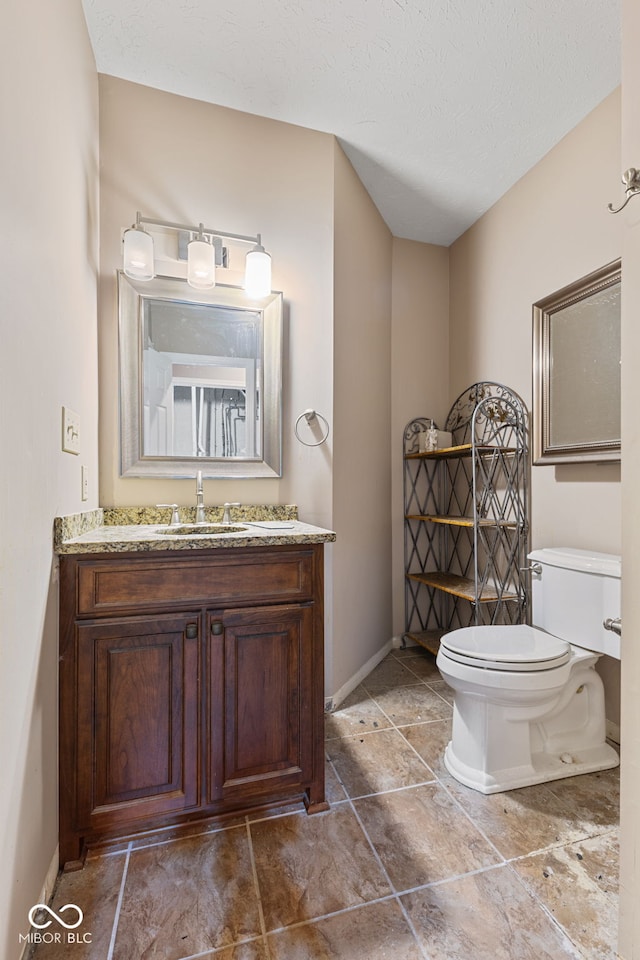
top-left (436, 548), bottom-right (621, 794)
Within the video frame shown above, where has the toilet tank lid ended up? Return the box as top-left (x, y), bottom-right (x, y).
top-left (529, 547), bottom-right (621, 579)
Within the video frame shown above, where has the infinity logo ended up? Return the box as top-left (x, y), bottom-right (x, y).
top-left (28, 904), bottom-right (84, 930)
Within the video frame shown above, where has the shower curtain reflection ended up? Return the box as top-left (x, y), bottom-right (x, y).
top-left (173, 386), bottom-right (249, 458)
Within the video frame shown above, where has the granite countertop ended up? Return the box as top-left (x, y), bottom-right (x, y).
top-left (54, 506), bottom-right (336, 555)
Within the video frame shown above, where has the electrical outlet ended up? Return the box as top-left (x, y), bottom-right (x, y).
top-left (81, 465), bottom-right (89, 501)
top-left (62, 407), bottom-right (81, 455)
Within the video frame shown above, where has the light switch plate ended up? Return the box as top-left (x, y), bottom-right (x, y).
top-left (81, 465), bottom-right (89, 501)
top-left (62, 406), bottom-right (80, 455)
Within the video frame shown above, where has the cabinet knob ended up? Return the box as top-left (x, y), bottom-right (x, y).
top-left (185, 624), bottom-right (198, 639)
top-left (211, 621), bottom-right (224, 635)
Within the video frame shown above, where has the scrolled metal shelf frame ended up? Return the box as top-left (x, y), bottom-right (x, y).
top-left (402, 381), bottom-right (530, 656)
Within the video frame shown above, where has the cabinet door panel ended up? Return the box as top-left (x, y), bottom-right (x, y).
top-left (208, 605), bottom-right (313, 802)
top-left (76, 614), bottom-right (199, 831)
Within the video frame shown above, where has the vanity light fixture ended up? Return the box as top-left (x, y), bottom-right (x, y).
top-left (122, 212), bottom-right (272, 297)
top-left (186, 224), bottom-right (215, 290)
top-left (244, 235), bottom-right (272, 300)
top-left (122, 217), bottom-right (155, 281)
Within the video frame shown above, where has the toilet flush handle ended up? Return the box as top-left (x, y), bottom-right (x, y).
top-left (520, 562), bottom-right (542, 576)
top-left (603, 617), bottom-right (622, 637)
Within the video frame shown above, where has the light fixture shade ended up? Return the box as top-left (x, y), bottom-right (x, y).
top-left (187, 237), bottom-right (216, 289)
top-left (244, 241), bottom-right (272, 299)
top-left (123, 226), bottom-right (154, 281)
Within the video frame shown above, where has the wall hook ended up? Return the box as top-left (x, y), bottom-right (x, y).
top-left (608, 167), bottom-right (640, 214)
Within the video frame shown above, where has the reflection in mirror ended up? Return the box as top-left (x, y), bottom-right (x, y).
top-left (533, 260), bottom-right (621, 464)
top-left (119, 273), bottom-right (283, 478)
top-left (548, 285), bottom-right (620, 449)
top-left (142, 300), bottom-right (260, 459)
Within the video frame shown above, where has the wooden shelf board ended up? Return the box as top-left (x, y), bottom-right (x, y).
top-left (405, 444), bottom-right (517, 461)
top-left (407, 570), bottom-right (518, 603)
top-left (404, 630), bottom-right (445, 656)
top-left (406, 514), bottom-right (517, 528)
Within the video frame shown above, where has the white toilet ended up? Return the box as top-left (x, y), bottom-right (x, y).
top-left (436, 548), bottom-right (621, 794)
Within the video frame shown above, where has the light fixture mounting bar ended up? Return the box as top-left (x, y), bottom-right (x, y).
top-left (135, 212), bottom-right (259, 245)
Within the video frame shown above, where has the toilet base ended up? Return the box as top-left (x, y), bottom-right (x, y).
top-left (443, 739), bottom-right (619, 794)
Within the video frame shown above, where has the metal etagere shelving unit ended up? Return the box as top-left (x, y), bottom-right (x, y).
top-left (403, 382), bottom-right (530, 655)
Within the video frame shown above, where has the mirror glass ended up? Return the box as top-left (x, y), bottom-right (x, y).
top-left (533, 260), bottom-right (621, 464)
top-left (119, 273), bottom-right (283, 478)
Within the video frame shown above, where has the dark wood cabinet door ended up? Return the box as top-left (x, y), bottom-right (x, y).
top-left (207, 604), bottom-right (314, 804)
top-left (75, 614), bottom-right (199, 832)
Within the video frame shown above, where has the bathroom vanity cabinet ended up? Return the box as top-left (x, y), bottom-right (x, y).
top-left (403, 382), bottom-right (529, 655)
top-left (58, 543), bottom-right (328, 868)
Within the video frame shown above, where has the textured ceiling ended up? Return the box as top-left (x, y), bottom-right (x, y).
top-left (81, 0), bottom-right (620, 246)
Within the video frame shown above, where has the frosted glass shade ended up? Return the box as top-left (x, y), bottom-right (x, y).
top-left (123, 227), bottom-right (154, 281)
top-left (244, 245), bottom-right (272, 299)
top-left (187, 238), bottom-right (216, 289)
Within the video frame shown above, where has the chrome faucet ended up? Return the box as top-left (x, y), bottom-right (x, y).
top-left (195, 470), bottom-right (206, 524)
top-left (223, 501), bottom-right (241, 524)
top-left (157, 503), bottom-right (180, 526)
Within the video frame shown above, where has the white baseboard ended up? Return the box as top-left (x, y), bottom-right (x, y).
top-left (18, 846), bottom-right (60, 960)
top-left (326, 639), bottom-right (394, 712)
top-left (606, 719), bottom-right (621, 745)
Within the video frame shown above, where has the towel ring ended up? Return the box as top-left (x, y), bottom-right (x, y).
top-left (294, 409), bottom-right (330, 447)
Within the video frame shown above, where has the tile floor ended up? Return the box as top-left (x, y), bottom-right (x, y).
top-left (28, 645), bottom-right (619, 960)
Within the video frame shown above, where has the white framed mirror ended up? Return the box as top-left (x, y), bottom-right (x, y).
top-left (532, 259), bottom-right (621, 464)
top-left (118, 272), bottom-right (283, 477)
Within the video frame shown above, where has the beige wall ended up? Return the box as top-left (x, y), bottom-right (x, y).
top-left (391, 239), bottom-right (449, 637)
top-left (449, 91), bottom-right (622, 730)
top-left (618, 0), bottom-right (640, 951)
top-left (0, 1), bottom-right (99, 955)
top-left (331, 145), bottom-right (393, 695)
top-left (450, 89), bottom-right (622, 555)
top-left (98, 76), bottom-right (335, 528)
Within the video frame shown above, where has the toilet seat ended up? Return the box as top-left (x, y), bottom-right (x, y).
top-left (439, 624), bottom-right (571, 672)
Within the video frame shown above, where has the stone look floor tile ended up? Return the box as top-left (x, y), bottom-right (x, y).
top-left (442, 774), bottom-right (594, 860)
top-left (246, 800), bottom-right (305, 823)
top-left (86, 840), bottom-right (131, 858)
top-left (249, 805), bottom-right (391, 930)
top-left (113, 828), bottom-right (262, 959)
top-left (30, 642), bottom-right (619, 960)
top-left (324, 685), bottom-right (392, 740)
top-left (196, 940), bottom-right (269, 959)
top-left (360, 657), bottom-right (424, 693)
top-left (267, 899), bottom-right (424, 959)
top-left (370, 683), bottom-right (452, 726)
top-left (129, 814), bottom-right (247, 851)
top-left (545, 767), bottom-right (620, 832)
top-left (20, 854), bottom-right (125, 960)
top-left (354, 783), bottom-right (502, 891)
top-left (325, 728), bottom-right (434, 798)
top-left (324, 758), bottom-right (348, 804)
top-left (565, 830), bottom-right (619, 898)
top-left (400, 653), bottom-right (442, 681)
top-left (423, 678), bottom-right (454, 704)
top-left (398, 718), bottom-right (452, 778)
top-left (403, 864), bottom-right (584, 959)
top-left (512, 832), bottom-right (619, 960)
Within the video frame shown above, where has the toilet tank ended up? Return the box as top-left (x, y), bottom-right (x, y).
top-left (529, 548), bottom-right (621, 660)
